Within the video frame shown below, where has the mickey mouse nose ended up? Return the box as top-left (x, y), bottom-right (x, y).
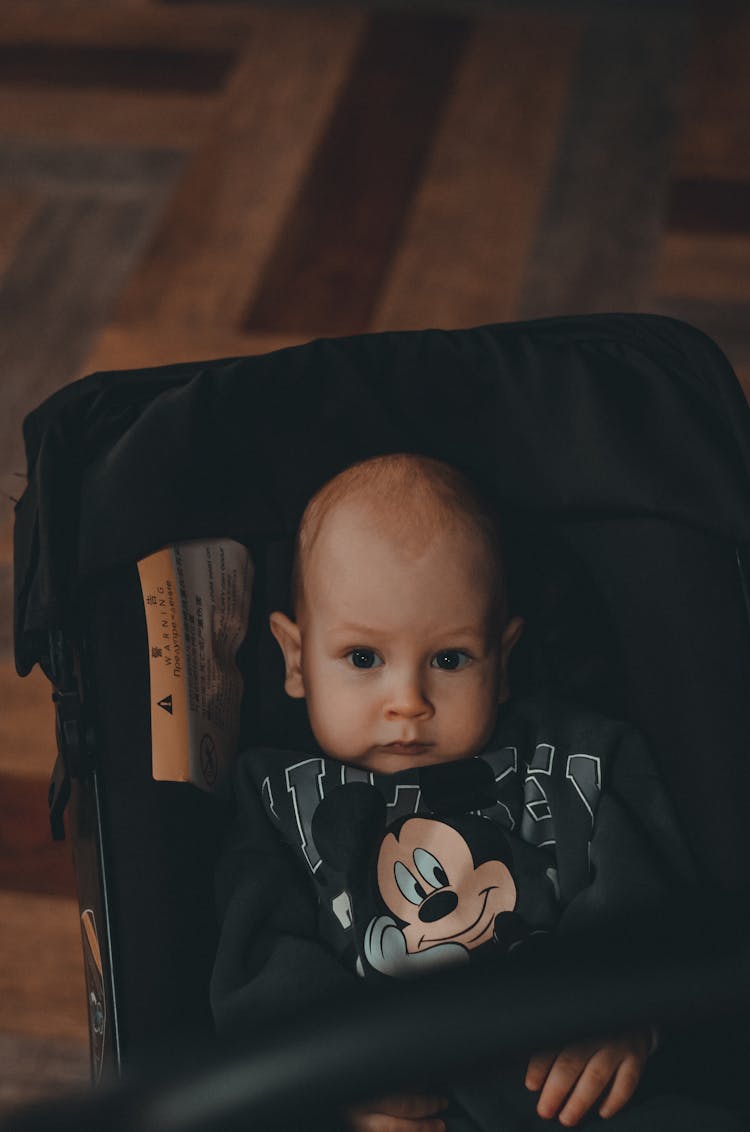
top-left (418, 889), bottom-right (458, 923)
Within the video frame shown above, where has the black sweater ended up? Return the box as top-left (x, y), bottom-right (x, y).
top-left (210, 696), bottom-right (693, 1038)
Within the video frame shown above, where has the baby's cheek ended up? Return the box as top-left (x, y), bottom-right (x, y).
top-left (446, 697), bottom-right (498, 756)
top-left (309, 688), bottom-right (362, 753)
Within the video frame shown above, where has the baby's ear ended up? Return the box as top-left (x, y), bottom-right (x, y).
top-left (269, 611), bottom-right (305, 699)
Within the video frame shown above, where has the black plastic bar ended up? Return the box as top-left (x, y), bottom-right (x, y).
top-left (3, 913), bottom-right (748, 1132)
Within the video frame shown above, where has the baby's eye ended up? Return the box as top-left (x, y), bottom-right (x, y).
top-left (430, 650), bottom-right (470, 670)
top-left (347, 648), bottom-right (382, 669)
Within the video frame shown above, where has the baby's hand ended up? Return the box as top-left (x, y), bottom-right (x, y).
top-left (525, 1029), bottom-right (651, 1126)
top-left (346, 1093), bottom-right (449, 1132)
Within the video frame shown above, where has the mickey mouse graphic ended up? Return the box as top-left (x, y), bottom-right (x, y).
top-left (311, 781), bottom-right (534, 979)
top-left (366, 812), bottom-right (529, 976)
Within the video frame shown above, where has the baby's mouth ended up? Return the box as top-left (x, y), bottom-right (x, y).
top-left (382, 741), bottom-right (433, 755)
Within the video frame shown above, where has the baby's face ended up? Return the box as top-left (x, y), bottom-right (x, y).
top-left (271, 504), bottom-right (522, 773)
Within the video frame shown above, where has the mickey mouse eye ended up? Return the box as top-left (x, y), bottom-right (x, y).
top-left (413, 848), bottom-right (449, 889)
top-left (347, 649), bottom-right (382, 669)
top-left (394, 861), bottom-right (426, 905)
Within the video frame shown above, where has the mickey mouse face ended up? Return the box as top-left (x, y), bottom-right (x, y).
top-left (376, 817), bottom-right (517, 954)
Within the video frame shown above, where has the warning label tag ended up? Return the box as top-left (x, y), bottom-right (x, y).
top-left (136, 539), bottom-right (253, 794)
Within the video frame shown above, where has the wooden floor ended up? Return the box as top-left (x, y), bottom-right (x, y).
top-left (1, 0), bottom-right (749, 1118)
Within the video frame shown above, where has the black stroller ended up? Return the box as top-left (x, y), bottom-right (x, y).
top-left (11, 313), bottom-right (750, 1129)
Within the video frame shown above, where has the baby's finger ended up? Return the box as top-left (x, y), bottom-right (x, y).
top-left (598, 1056), bottom-right (642, 1119)
top-left (534, 1047), bottom-right (590, 1120)
top-left (525, 1050), bottom-right (557, 1091)
top-left (556, 1053), bottom-right (616, 1127)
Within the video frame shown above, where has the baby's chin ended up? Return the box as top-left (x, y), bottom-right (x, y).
top-left (325, 744), bottom-right (481, 774)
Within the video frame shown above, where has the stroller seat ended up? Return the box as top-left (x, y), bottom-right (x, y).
top-left (12, 313), bottom-right (750, 1104)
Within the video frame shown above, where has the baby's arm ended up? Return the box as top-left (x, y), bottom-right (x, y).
top-left (525, 1028), bottom-right (651, 1126)
top-left (211, 751), bottom-right (356, 1035)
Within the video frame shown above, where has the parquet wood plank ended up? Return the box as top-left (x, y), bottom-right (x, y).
top-left (0, 90), bottom-right (217, 147)
top-left (649, 234), bottom-right (750, 304)
top-left (519, 8), bottom-right (694, 317)
top-left (0, 773), bottom-right (77, 899)
top-left (0, 509), bottom-right (11, 565)
top-left (0, 1031), bottom-right (88, 1118)
top-left (371, 12), bottom-right (579, 332)
top-left (0, 0), bottom-right (261, 50)
top-left (667, 178), bottom-right (750, 235)
top-left (0, 664), bottom-right (56, 779)
top-left (111, 9), bottom-right (364, 332)
top-left (245, 11), bottom-right (473, 336)
top-left (0, 139), bottom-right (184, 199)
top-left (1, 509), bottom-right (17, 665)
top-left (0, 891), bottom-right (87, 1041)
top-left (0, 43), bottom-right (237, 94)
top-left (0, 189), bottom-right (40, 282)
top-left (671, 5), bottom-right (750, 180)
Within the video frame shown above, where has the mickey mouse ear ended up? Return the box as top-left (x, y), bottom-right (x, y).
top-left (420, 759), bottom-right (497, 815)
top-left (311, 782), bottom-right (387, 870)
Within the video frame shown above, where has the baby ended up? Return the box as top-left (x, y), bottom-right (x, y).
top-left (211, 453), bottom-right (696, 1132)
top-left (269, 450), bottom-right (524, 774)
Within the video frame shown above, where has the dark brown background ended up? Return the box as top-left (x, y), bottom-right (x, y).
top-left (1, 0), bottom-right (749, 1115)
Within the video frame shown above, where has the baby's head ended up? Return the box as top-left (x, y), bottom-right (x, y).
top-left (270, 454), bottom-right (523, 773)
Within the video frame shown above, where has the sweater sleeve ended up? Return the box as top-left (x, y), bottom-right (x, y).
top-left (558, 724), bottom-right (697, 936)
top-left (210, 751), bottom-right (357, 1038)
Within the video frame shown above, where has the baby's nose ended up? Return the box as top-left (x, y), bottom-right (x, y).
top-left (383, 673), bottom-right (433, 719)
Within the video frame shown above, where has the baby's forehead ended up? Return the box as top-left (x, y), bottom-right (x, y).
top-left (309, 495), bottom-right (492, 570)
top-left (292, 457), bottom-right (507, 619)
top-left (299, 502), bottom-right (499, 634)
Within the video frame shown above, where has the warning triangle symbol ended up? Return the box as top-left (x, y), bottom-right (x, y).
top-left (157, 694), bottom-right (173, 715)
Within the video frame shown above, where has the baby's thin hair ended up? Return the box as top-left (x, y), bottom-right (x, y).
top-left (291, 453), bottom-right (508, 621)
